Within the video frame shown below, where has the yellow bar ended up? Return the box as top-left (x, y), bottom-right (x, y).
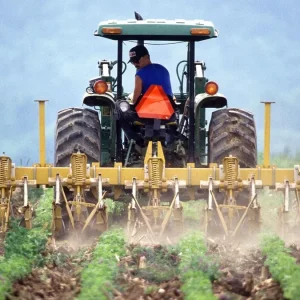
top-left (261, 101), bottom-right (275, 167)
top-left (13, 166), bottom-right (297, 187)
top-left (35, 100), bottom-right (48, 167)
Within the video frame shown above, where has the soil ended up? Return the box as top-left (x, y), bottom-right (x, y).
top-left (112, 241), bottom-right (286, 300)
top-left (5, 239), bottom-right (288, 300)
top-left (114, 244), bottom-right (184, 300)
top-left (5, 236), bottom-right (299, 300)
top-left (209, 240), bottom-right (284, 300)
top-left (288, 243), bottom-right (300, 263)
top-left (7, 243), bottom-right (93, 300)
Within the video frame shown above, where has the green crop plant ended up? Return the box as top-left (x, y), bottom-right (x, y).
top-left (129, 244), bottom-right (180, 283)
top-left (0, 188), bottom-right (52, 300)
top-left (178, 232), bottom-right (218, 300)
top-left (261, 234), bottom-right (300, 299)
top-left (77, 228), bottom-right (126, 300)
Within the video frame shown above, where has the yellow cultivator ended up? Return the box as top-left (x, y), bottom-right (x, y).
top-left (0, 100), bottom-right (299, 241)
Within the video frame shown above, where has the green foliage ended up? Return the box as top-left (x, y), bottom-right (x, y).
top-left (180, 270), bottom-right (215, 300)
top-left (144, 285), bottom-right (157, 295)
top-left (4, 226), bottom-right (48, 266)
top-left (261, 234), bottom-right (300, 299)
top-left (0, 189), bottom-right (52, 300)
top-left (258, 147), bottom-right (300, 167)
top-left (130, 244), bottom-right (180, 283)
top-left (105, 198), bottom-right (126, 216)
top-left (28, 187), bottom-right (44, 205)
top-left (77, 228), bottom-right (126, 300)
top-left (178, 232), bottom-right (217, 300)
top-left (182, 200), bottom-right (205, 221)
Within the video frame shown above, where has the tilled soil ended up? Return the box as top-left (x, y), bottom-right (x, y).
top-left (6, 238), bottom-right (298, 300)
top-left (7, 243), bottom-right (93, 300)
top-left (288, 243), bottom-right (300, 263)
top-left (209, 240), bottom-right (284, 300)
top-left (113, 241), bottom-right (285, 300)
top-left (114, 277), bottom-right (183, 300)
top-left (114, 244), bottom-right (184, 300)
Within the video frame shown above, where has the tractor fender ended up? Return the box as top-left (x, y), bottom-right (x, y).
top-left (194, 92), bottom-right (227, 112)
top-left (82, 91), bottom-right (115, 108)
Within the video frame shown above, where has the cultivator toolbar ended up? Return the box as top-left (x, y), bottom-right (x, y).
top-left (1, 101), bottom-right (299, 240)
top-left (1, 144), bottom-right (300, 239)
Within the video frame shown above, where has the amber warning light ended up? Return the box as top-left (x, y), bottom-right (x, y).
top-left (190, 28), bottom-right (211, 36)
top-left (205, 81), bottom-right (219, 95)
top-left (93, 80), bottom-right (108, 94)
top-left (101, 27), bottom-right (122, 34)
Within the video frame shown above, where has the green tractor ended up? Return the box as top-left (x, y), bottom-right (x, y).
top-left (53, 13), bottom-right (257, 240)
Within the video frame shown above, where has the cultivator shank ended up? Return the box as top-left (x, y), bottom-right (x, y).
top-left (52, 152), bottom-right (108, 234)
top-left (276, 166), bottom-right (300, 236)
top-left (126, 141), bottom-right (184, 243)
top-left (201, 156), bottom-right (262, 237)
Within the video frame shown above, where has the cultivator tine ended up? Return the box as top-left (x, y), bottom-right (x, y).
top-left (127, 178), bottom-right (137, 237)
top-left (276, 180), bottom-right (293, 237)
top-left (284, 180), bottom-right (290, 212)
top-left (172, 178), bottom-right (184, 232)
top-left (52, 174), bottom-right (63, 233)
top-left (281, 181), bottom-right (290, 237)
top-left (23, 177), bottom-right (32, 229)
top-left (204, 178), bottom-right (213, 236)
top-left (93, 174), bottom-right (108, 232)
top-left (94, 208), bottom-right (108, 231)
top-left (159, 192), bottom-right (178, 238)
top-left (251, 177), bottom-right (259, 209)
top-left (276, 172), bottom-right (300, 237)
top-left (210, 190), bottom-right (229, 236)
top-left (233, 193), bottom-right (257, 237)
top-left (60, 183), bottom-right (75, 230)
top-left (247, 176), bottom-right (261, 234)
top-left (82, 175), bottom-right (107, 233)
top-left (132, 194), bottom-right (156, 241)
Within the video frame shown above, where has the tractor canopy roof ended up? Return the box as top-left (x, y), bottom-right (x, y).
top-left (94, 19), bottom-right (218, 41)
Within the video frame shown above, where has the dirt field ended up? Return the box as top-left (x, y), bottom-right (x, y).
top-left (5, 238), bottom-right (300, 300)
top-left (2, 190), bottom-right (300, 300)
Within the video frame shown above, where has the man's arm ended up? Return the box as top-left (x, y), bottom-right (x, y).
top-left (132, 75), bottom-right (142, 104)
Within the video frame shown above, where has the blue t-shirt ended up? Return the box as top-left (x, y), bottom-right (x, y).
top-left (136, 63), bottom-right (173, 96)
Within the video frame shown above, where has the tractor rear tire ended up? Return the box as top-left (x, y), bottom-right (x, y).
top-left (207, 108), bottom-right (258, 237)
top-left (54, 107), bottom-right (101, 166)
top-left (208, 108), bottom-right (257, 167)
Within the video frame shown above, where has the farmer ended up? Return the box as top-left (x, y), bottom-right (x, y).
top-left (128, 44), bottom-right (173, 103)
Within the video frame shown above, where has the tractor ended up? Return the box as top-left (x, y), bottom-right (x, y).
top-left (53, 13), bottom-right (258, 241)
top-left (2, 14), bottom-right (298, 242)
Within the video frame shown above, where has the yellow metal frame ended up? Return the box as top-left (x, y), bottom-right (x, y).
top-left (1, 100), bottom-right (299, 236)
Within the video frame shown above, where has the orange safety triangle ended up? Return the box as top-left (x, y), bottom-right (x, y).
top-left (135, 85), bottom-right (175, 119)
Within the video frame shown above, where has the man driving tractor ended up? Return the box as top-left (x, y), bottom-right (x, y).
top-left (128, 44), bottom-right (173, 103)
top-left (115, 44), bottom-right (177, 144)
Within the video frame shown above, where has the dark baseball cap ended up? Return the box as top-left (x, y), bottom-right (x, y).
top-left (128, 45), bottom-right (149, 63)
